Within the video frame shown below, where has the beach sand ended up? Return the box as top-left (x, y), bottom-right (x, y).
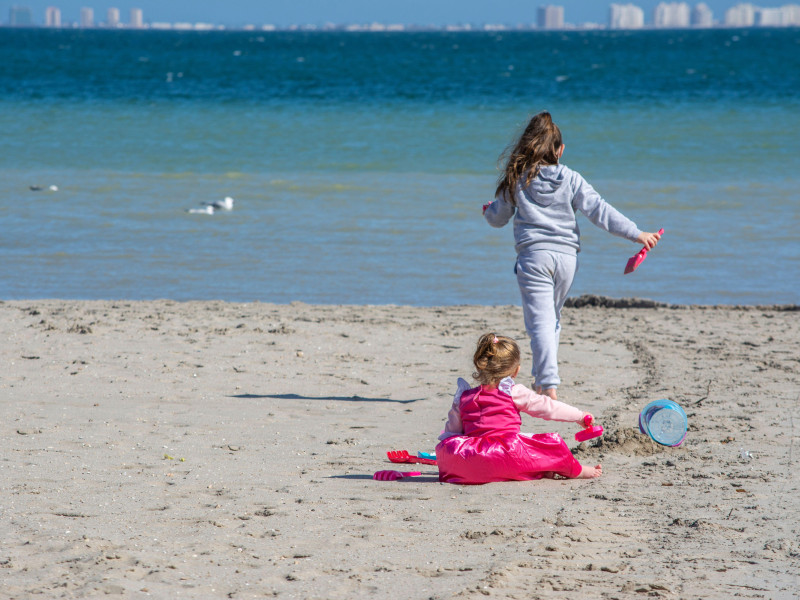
top-left (1, 298), bottom-right (798, 599)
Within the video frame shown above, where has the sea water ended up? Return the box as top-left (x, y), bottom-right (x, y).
top-left (1, 28), bottom-right (798, 305)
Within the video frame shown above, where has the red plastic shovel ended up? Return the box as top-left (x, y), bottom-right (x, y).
top-left (624, 228), bottom-right (664, 274)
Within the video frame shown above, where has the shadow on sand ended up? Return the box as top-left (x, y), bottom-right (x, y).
top-left (230, 393), bottom-right (421, 404)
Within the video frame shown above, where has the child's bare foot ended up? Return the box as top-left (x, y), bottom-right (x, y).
top-left (577, 464), bottom-right (602, 479)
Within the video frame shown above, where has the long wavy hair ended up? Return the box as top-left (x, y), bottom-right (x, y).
top-left (495, 111), bottom-right (563, 207)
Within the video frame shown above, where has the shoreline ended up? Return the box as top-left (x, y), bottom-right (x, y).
top-left (2, 299), bottom-right (798, 598)
top-left (3, 294), bottom-right (799, 311)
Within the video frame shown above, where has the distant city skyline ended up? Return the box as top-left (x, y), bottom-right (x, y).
top-left (4, 1), bottom-right (800, 30)
top-left (0, 0), bottom-right (774, 27)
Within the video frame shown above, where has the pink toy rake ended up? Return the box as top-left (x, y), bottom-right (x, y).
top-left (575, 414), bottom-right (604, 442)
top-left (386, 450), bottom-right (437, 465)
top-left (624, 228), bottom-right (664, 274)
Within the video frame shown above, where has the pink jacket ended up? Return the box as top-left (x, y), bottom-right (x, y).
top-left (439, 377), bottom-right (586, 440)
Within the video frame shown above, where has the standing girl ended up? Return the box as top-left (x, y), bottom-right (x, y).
top-left (484, 112), bottom-right (661, 400)
top-left (436, 333), bottom-right (601, 484)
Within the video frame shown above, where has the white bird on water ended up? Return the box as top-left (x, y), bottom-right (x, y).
top-left (186, 196), bottom-right (234, 215)
top-left (187, 205), bottom-right (215, 215)
top-left (208, 196), bottom-right (234, 211)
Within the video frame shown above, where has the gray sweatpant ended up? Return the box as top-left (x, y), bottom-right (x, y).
top-left (515, 249), bottom-right (578, 390)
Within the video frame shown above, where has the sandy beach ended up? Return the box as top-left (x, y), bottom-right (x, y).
top-left (1, 298), bottom-right (798, 599)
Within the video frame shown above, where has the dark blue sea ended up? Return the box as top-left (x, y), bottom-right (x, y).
top-left (1, 28), bottom-right (798, 305)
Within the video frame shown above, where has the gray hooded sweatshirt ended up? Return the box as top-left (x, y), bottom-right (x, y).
top-left (485, 164), bottom-right (642, 256)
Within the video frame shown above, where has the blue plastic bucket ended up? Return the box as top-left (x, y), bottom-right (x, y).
top-left (639, 399), bottom-right (687, 447)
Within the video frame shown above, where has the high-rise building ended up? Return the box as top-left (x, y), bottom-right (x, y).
top-left (783, 5), bottom-right (800, 26)
top-left (45, 6), bottom-right (61, 27)
top-left (654, 2), bottom-right (691, 27)
top-left (609, 4), bottom-right (644, 29)
top-left (691, 3), bottom-right (713, 27)
top-left (756, 8), bottom-right (783, 25)
top-left (537, 5), bottom-right (564, 29)
top-left (80, 7), bottom-right (94, 28)
top-left (724, 3), bottom-right (757, 26)
top-left (107, 7), bottom-right (120, 28)
top-left (9, 6), bottom-right (34, 26)
top-left (754, 6), bottom-right (800, 26)
top-left (130, 8), bottom-right (143, 28)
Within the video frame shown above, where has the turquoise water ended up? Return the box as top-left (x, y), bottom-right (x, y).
top-left (1, 29), bottom-right (798, 305)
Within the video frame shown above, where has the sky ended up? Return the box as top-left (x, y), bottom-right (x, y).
top-left (4, 1), bottom-right (746, 27)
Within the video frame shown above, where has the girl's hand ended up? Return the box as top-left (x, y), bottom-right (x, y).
top-left (637, 230), bottom-right (662, 250)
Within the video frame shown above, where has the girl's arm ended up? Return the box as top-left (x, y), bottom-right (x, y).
top-left (571, 172), bottom-right (642, 243)
top-left (438, 403), bottom-right (463, 440)
top-left (438, 378), bottom-right (470, 440)
top-left (483, 190), bottom-right (516, 228)
top-left (511, 384), bottom-right (586, 423)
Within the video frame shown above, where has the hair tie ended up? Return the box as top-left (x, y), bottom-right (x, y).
top-left (492, 336), bottom-right (499, 344)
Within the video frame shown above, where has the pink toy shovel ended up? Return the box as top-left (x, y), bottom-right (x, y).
top-left (624, 228), bottom-right (664, 274)
top-left (575, 414), bottom-right (604, 442)
top-left (373, 470), bottom-right (421, 481)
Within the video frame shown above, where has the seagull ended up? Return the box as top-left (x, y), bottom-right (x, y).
top-left (186, 197), bottom-right (234, 215)
top-left (206, 196), bottom-right (234, 211)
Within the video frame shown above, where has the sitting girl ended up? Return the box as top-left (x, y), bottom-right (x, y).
top-left (436, 333), bottom-right (602, 484)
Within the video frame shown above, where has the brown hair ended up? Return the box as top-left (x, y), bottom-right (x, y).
top-left (472, 333), bottom-right (521, 386)
top-left (495, 111), bottom-right (563, 207)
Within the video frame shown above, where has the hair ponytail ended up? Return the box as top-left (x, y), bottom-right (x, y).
top-left (495, 111), bottom-right (563, 207)
top-left (472, 333), bottom-right (521, 386)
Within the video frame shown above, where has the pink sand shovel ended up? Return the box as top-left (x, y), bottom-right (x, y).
top-left (624, 228), bottom-right (664, 274)
top-left (575, 414), bottom-right (604, 442)
top-left (373, 470), bottom-right (421, 481)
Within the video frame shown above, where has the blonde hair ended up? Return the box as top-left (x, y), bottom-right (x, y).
top-left (495, 111), bottom-right (563, 207)
top-left (472, 333), bottom-right (520, 386)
